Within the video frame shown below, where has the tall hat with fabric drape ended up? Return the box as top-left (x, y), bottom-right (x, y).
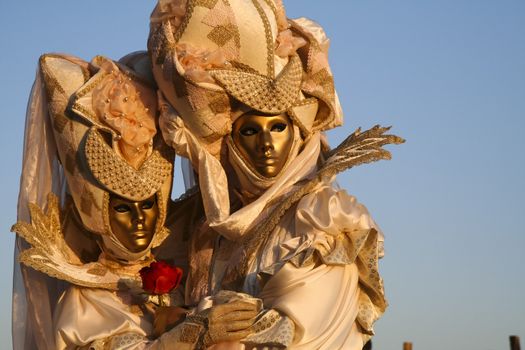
top-left (148, 0), bottom-right (343, 156)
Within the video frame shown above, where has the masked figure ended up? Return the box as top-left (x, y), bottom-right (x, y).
top-left (12, 53), bottom-right (260, 349)
top-left (149, 0), bottom-right (403, 349)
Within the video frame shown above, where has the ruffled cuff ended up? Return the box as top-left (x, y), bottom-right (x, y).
top-left (88, 323), bottom-right (204, 350)
top-left (243, 309), bottom-right (295, 349)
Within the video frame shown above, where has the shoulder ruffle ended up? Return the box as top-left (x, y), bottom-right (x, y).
top-left (262, 182), bottom-right (387, 338)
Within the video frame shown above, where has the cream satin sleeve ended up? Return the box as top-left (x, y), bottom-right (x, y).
top-left (54, 286), bottom-right (203, 350)
top-left (54, 286), bottom-right (149, 349)
top-left (293, 184), bottom-right (388, 338)
top-left (253, 183), bottom-right (387, 348)
top-left (258, 262), bottom-right (363, 350)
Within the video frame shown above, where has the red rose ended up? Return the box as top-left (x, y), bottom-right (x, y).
top-left (139, 261), bottom-right (183, 295)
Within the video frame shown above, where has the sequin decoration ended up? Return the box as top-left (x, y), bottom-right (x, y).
top-left (209, 55), bottom-right (303, 114)
top-left (84, 128), bottom-right (173, 201)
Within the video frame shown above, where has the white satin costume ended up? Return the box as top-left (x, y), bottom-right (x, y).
top-left (148, 0), bottom-right (399, 348)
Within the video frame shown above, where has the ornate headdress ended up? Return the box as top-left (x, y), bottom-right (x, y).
top-left (147, 0), bottom-right (359, 242)
top-left (148, 0), bottom-right (343, 157)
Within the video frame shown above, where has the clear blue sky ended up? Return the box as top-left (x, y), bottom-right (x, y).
top-left (1, 1), bottom-right (524, 349)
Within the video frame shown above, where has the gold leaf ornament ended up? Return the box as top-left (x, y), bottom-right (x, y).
top-left (11, 194), bottom-right (142, 290)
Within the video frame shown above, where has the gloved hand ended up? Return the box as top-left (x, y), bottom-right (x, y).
top-left (155, 291), bottom-right (262, 348)
top-left (202, 300), bottom-right (259, 346)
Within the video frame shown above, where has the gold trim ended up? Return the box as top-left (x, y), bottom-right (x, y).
top-left (174, 0), bottom-right (196, 42)
top-left (39, 60), bottom-right (66, 96)
top-left (286, 97), bottom-right (318, 137)
top-left (289, 20), bottom-right (321, 72)
top-left (71, 102), bottom-right (98, 124)
top-left (251, 0), bottom-right (274, 77)
top-left (70, 71), bottom-right (117, 132)
top-left (84, 128), bottom-right (173, 201)
top-left (261, 0), bottom-right (278, 21)
top-left (70, 102), bottom-right (118, 138)
top-left (74, 70), bottom-right (108, 99)
top-left (209, 54), bottom-right (302, 113)
top-left (102, 191), bottom-right (111, 236)
top-left (194, 0), bottom-right (219, 9)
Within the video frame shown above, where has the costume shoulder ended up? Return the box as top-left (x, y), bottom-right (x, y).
top-left (54, 285), bottom-right (149, 349)
top-left (296, 183), bottom-right (378, 233)
top-left (264, 183), bottom-right (388, 340)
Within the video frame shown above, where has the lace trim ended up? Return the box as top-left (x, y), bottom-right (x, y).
top-left (209, 55), bottom-right (302, 114)
top-left (250, 0), bottom-right (275, 77)
top-left (244, 309), bottom-right (294, 348)
top-left (108, 332), bottom-right (146, 349)
top-left (85, 128), bottom-right (173, 201)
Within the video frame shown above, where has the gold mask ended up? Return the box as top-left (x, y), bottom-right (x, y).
top-left (108, 194), bottom-right (159, 253)
top-left (232, 113), bottom-right (294, 178)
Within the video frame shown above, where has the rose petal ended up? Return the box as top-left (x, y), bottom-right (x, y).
top-left (140, 261), bottom-right (184, 295)
top-left (154, 275), bottom-right (175, 294)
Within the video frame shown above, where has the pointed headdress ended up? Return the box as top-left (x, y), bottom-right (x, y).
top-left (148, 0), bottom-right (343, 157)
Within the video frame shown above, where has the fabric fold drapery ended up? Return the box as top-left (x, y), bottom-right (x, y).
top-left (13, 67), bottom-right (66, 350)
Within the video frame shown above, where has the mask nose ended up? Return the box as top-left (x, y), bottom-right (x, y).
top-left (259, 130), bottom-right (273, 155)
top-left (132, 203), bottom-right (145, 230)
